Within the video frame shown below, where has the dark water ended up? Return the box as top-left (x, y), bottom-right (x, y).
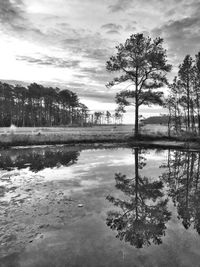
top-left (1, 145), bottom-right (200, 267)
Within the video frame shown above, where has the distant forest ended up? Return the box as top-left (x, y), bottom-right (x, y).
top-left (0, 82), bottom-right (124, 127)
top-left (0, 82), bottom-right (88, 127)
top-left (142, 116), bottom-right (169, 125)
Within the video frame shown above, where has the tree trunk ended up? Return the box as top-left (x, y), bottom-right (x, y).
top-left (135, 148), bottom-right (139, 219)
top-left (135, 74), bottom-right (139, 137)
top-left (187, 84), bottom-right (190, 130)
top-left (168, 107), bottom-right (171, 137)
top-left (135, 103), bottom-right (139, 137)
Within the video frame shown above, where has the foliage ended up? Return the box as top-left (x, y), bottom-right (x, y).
top-left (166, 52), bottom-right (200, 135)
top-left (0, 82), bottom-right (88, 127)
top-left (106, 33), bottom-right (172, 136)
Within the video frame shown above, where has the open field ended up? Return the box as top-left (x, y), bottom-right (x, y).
top-left (0, 124), bottom-right (168, 135)
top-left (0, 125), bottom-right (134, 147)
top-left (0, 124), bottom-right (178, 148)
top-left (0, 125), bottom-right (134, 134)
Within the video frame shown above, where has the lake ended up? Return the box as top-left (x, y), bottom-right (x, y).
top-left (0, 145), bottom-right (200, 267)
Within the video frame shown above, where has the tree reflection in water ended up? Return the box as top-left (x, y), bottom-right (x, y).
top-left (161, 149), bottom-right (200, 233)
top-left (0, 146), bottom-right (79, 172)
top-left (106, 148), bottom-right (171, 248)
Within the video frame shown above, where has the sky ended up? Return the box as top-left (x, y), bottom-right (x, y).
top-left (0, 0), bottom-right (200, 123)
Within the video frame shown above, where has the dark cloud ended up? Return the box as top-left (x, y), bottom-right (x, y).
top-left (70, 85), bottom-right (115, 104)
top-left (83, 47), bottom-right (113, 61)
top-left (62, 32), bottom-right (114, 64)
top-left (75, 65), bottom-right (114, 85)
top-left (108, 0), bottom-right (132, 12)
top-left (62, 38), bottom-right (80, 45)
top-left (63, 32), bottom-right (108, 50)
top-left (152, 15), bottom-right (200, 64)
top-left (0, 0), bottom-right (24, 25)
top-left (125, 24), bottom-right (136, 32)
top-left (0, 0), bottom-right (114, 69)
top-left (0, 0), bottom-right (46, 42)
top-left (106, 30), bottom-right (120, 35)
top-left (165, 8), bottom-right (176, 17)
top-left (16, 56), bottom-right (81, 68)
top-left (101, 23), bottom-right (123, 31)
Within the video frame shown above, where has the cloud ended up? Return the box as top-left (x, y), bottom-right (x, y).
top-left (0, 0), bottom-right (24, 25)
top-left (16, 55), bottom-right (81, 68)
top-left (108, 0), bottom-right (132, 12)
top-left (76, 65), bottom-right (112, 85)
top-left (101, 23), bottom-right (123, 31)
top-left (62, 32), bottom-right (114, 64)
top-left (106, 30), bottom-right (120, 35)
top-left (0, 0), bottom-right (114, 65)
top-left (152, 15), bottom-right (200, 64)
top-left (125, 24), bottom-right (136, 32)
top-left (83, 47), bottom-right (113, 62)
top-left (78, 91), bottom-right (115, 103)
top-left (2, 0), bottom-right (200, 116)
top-left (0, 0), bottom-right (47, 43)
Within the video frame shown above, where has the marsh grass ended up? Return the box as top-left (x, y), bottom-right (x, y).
top-left (0, 125), bottom-right (200, 148)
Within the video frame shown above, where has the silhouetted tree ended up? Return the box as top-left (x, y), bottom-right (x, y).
top-left (178, 55), bottom-right (194, 131)
top-left (167, 52), bottom-right (200, 135)
top-left (106, 33), bottom-right (172, 137)
top-left (106, 111), bottom-right (111, 124)
top-left (0, 82), bottom-right (87, 127)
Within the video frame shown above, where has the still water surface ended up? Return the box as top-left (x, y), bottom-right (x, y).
top-left (0, 145), bottom-right (200, 267)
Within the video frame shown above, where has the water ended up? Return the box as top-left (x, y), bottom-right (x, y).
top-left (0, 145), bottom-right (200, 267)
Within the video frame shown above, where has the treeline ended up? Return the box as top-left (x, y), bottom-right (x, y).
top-left (142, 115), bottom-right (169, 125)
top-left (0, 82), bottom-right (89, 127)
top-left (167, 53), bottom-right (200, 135)
top-left (92, 111), bottom-right (123, 125)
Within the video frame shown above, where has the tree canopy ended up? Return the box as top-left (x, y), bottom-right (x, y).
top-left (166, 52), bottom-right (200, 135)
top-left (0, 82), bottom-right (89, 127)
top-left (106, 33), bottom-right (172, 136)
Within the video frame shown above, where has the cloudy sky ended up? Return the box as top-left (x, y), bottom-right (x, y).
top-left (0, 0), bottom-right (200, 123)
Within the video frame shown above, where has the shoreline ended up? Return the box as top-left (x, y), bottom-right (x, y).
top-left (0, 125), bottom-right (200, 150)
top-left (1, 132), bottom-right (200, 150)
top-left (0, 132), bottom-right (132, 148)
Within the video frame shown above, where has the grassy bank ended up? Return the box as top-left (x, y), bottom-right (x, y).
top-left (1, 125), bottom-right (200, 149)
top-left (0, 126), bottom-right (132, 147)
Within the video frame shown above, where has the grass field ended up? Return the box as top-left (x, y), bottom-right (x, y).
top-left (0, 124), bottom-right (168, 135)
top-left (0, 124), bottom-right (170, 147)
